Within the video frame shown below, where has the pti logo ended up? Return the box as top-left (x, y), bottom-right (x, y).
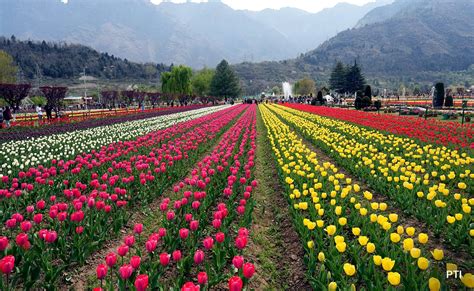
top-left (446, 270), bottom-right (463, 279)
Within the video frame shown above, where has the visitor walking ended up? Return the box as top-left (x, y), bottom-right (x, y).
top-left (36, 105), bottom-right (43, 123)
top-left (3, 106), bottom-right (12, 128)
top-left (0, 107), bottom-right (3, 128)
top-left (45, 104), bottom-right (53, 121)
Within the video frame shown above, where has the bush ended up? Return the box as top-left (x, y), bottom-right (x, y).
top-left (444, 95), bottom-right (453, 107)
top-left (374, 100), bottom-right (382, 110)
top-left (433, 82), bottom-right (445, 108)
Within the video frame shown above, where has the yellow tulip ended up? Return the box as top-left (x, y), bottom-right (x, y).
top-left (317, 220), bottom-right (324, 228)
top-left (382, 257), bottom-right (395, 271)
top-left (335, 206), bottom-right (342, 215)
top-left (403, 238), bottom-right (414, 251)
top-left (352, 227), bottom-right (361, 236)
top-left (431, 249), bottom-right (443, 261)
top-left (334, 235), bottom-right (345, 244)
top-left (446, 263), bottom-right (457, 271)
top-left (387, 272), bottom-right (401, 286)
top-left (354, 184), bottom-right (360, 192)
top-left (343, 263), bottom-right (356, 276)
top-left (373, 255), bottom-right (382, 266)
top-left (307, 241), bottom-right (314, 249)
top-left (325, 225), bottom-right (336, 236)
top-left (390, 233), bottom-right (401, 243)
top-left (338, 217), bottom-right (347, 226)
top-left (358, 236), bottom-right (369, 246)
top-left (318, 209), bottom-right (325, 216)
top-left (455, 213), bottom-right (463, 220)
top-left (366, 243), bottom-right (376, 253)
top-left (336, 242), bottom-right (347, 253)
top-left (462, 204), bottom-right (471, 213)
top-left (318, 252), bottom-right (325, 262)
top-left (418, 233), bottom-right (428, 244)
top-left (446, 215), bottom-right (456, 224)
top-left (388, 214), bottom-right (398, 222)
top-left (379, 203), bottom-right (387, 211)
top-left (428, 277), bottom-right (441, 291)
top-left (328, 282), bottom-right (337, 291)
top-left (461, 273), bottom-right (474, 288)
top-left (406, 227), bottom-right (415, 236)
top-left (417, 257), bottom-right (429, 270)
top-left (410, 248), bottom-right (421, 258)
top-left (458, 182), bottom-right (467, 190)
top-left (397, 226), bottom-right (404, 234)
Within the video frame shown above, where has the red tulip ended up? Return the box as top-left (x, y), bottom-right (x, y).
top-left (181, 282), bottom-right (200, 291)
top-left (232, 256), bottom-right (244, 269)
top-left (235, 235), bottom-right (247, 250)
top-left (215, 232), bottom-right (225, 243)
top-left (124, 235), bottom-right (135, 247)
top-left (228, 276), bottom-right (243, 291)
top-left (194, 249), bottom-right (204, 265)
top-left (76, 226), bottom-right (84, 234)
top-left (117, 245), bottom-right (129, 257)
top-left (133, 223), bottom-right (143, 235)
top-left (179, 228), bottom-right (189, 239)
top-left (134, 274), bottom-right (149, 291)
top-left (119, 264), bottom-right (133, 280)
top-left (172, 250), bottom-right (182, 262)
top-left (203, 237), bottom-right (214, 250)
top-left (189, 220), bottom-right (199, 231)
top-left (159, 253), bottom-right (170, 266)
top-left (243, 262), bottom-right (255, 278)
top-left (158, 228), bottom-right (167, 237)
top-left (105, 253), bottom-right (117, 267)
top-left (0, 237), bottom-right (8, 251)
top-left (197, 271), bottom-right (208, 284)
top-left (130, 256), bottom-right (141, 269)
top-left (96, 264), bottom-right (108, 280)
top-left (0, 255), bottom-right (15, 274)
top-left (45, 231), bottom-right (58, 243)
top-left (145, 240), bottom-right (157, 253)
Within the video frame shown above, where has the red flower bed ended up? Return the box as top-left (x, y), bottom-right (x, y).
top-left (284, 104), bottom-right (474, 148)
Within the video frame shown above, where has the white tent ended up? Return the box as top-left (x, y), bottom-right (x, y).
top-left (323, 95), bottom-right (334, 103)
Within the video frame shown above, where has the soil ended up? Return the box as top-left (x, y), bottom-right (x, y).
top-left (243, 108), bottom-right (311, 291)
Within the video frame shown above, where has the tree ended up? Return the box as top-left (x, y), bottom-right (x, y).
top-left (433, 82), bottom-right (445, 108)
top-left (161, 65), bottom-right (193, 96)
top-left (40, 86), bottom-right (67, 114)
top-left (192, 68), bottom-right (214, 96)
top-left (101, 90), bottom-right (119, 108)
top-left (121, 90), bottom-right (136, 107)
top-left (294, 78), bottom-right (316, 96)
top-left (210, 60), bottom-right (241, 100)
top-left (271, 86), bottom-right (281, 95)
top-left (346, 61), bottom-right (365, 93)
top-left (0, 50), bottom-right (17, 83)
top-left (30, 96), bottom-right (47, 106)
top-left (329, 61), bottom-right (346, 93)
top-left (147, 92), bottom-right (161, 108)
top-left (364, 85), bottom-right (372, 99)
top-left (0, 83), bottom-right (31, 112)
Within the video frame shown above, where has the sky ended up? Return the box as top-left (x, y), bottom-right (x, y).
top-left (149, 0), bottom-right (376, 13)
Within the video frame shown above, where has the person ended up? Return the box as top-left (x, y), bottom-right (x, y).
top-left (0, 107), bottom-right (3, 128)
top-left (45, 104), bottom-right (53, 121)
top-left (36, 105), bottom-right (43, 123)
top-left (3, 106), bottom-right (12, 128)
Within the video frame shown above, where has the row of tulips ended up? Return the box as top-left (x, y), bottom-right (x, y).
top-left (259, 104), bottom-right (473, 290)
top-left (273, 104), bottom-right (473, 250)
top-left (0, 105), bottom-right (209, 143)
top-left (0, 105), bottom-right (229, 176)
top-left (284, 104), bottom-right (474, 148)
top-left (91, 104), bottom-right (258, 290)
top-left (0, 105), bottom-right (245, 289)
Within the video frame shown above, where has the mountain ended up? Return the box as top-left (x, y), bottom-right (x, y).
top-left (244, 0), bottom-right (393, 57)
top-left (0, 0), bottom-right (389, 68)
top-left (0, 36), bottom-right (170, 81)
top-left (234, 0), bottom-right (474, 94)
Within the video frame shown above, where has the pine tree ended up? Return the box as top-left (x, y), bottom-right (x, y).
top-left (210, 60), bottom-right (241, 100)
top-left (433, 82), bottom-right (445, 108)
top-left (346, 61), bottom-right (366, 93)
top-left (329, 61), bottom-right (346, 93)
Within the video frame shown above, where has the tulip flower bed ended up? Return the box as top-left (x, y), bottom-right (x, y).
top-left (284, 104), bottom-right (474, 148)
top-left (259, 104), bottom-right (473, 290)
top-left (0, 105), bottom-right (228, 176)
top-left (0, 105), bottom-right (247, 289)
top-left (271, 104), bottom-right (473, 250)
top-left (1, 105), bottom-right (209, 142)
top-left (91, 104), bottom-right (257, 290)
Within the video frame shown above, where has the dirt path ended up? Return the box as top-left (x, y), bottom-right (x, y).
top-left (244, 108), bottom-right (311, 291)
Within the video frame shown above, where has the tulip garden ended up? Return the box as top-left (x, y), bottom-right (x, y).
top-left (0, 102), bottom-right (472, 290)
